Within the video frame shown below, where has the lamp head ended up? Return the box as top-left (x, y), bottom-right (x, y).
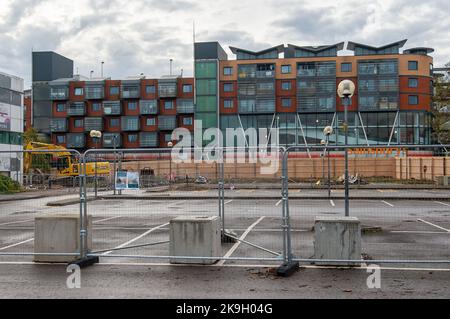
top-left (323, 126), bottom-right (334, 136)
top-left (337, 79), bottom-right (356, 98)
top-left (90, 130), bottom-right (102, 138)
top-left (320, 140), bottom-right (326, 145)
top-left (167, 141), bottom-right (173, 148)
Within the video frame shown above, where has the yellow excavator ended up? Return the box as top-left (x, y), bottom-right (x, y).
top-left (24, 142), bottom-right (110, 177)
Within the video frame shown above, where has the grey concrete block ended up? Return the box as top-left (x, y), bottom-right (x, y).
top-left (170, 216), bottom-right (221, 265)
top-left (34, 214), bottom-right (92, 263)
top-left (314, 216), bottom-right (361, 266)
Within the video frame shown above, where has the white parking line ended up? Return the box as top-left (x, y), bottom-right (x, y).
top-left (217, 216), bottom-right (265, 266)
top-left (101, 222), bottom-right (169, 256)
top-left (330, 200), bottom-right (335, 207)
top-left (0, 238), bottom-right (34, 251)
top-left (0, 219), bottom-right (34, 226)
top-left (381, 200), bottom-right (394, 207)
top-left (417, 219), bottom-right (450, 233)
top-left (167, 200), bottom-right (187, 208)
top-left (224, 200), bottom-right (233, 205)
top-left (434, 201), bottom-right (450, 207)
top-left (94, 216), bottom-right (121, 223)
top-left (275, 199), bottom-right (283, 207)
top-left (391, 230), bottom-right (448, 234)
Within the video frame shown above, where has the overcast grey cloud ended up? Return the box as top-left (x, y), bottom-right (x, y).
top-left (0, 0), bottom-right (449, 87)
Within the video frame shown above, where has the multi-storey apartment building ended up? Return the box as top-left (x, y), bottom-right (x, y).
top-left (45, 39), bottom-right (434, 150)
top-left (49, 74), bottom-right (194, 149)
top-left (0, 71), bottom-right (24, 180)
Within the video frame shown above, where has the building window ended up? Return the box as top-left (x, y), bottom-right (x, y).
top-left (224, 99), bottom-right (234, 108)
top-left (182, 84), bottom-right (193, 93)
top-left (56, 103), bottom-right (65, 112)
top-left (408, 78), bottom-right (418, 88)
top-left (164, 100), bottom-right (174, 109)
top-left (110, 118), bottom-right (120, 127)
top-left (223, 83), bottom-right (234, 92)
top-left (281, 98), bottom-right (292, 108)
top-left (165, 134), bottom-right (172, 142)
top-left (145, 85), bottom-right (155, 94)
top-left (341, 63), bottom-right (352, 72)
top-left (110, 86), bottom-right (120, 95)
top-left (74, 88), bottom-right (84, 96)
top-left (281, 81), bottom-right (291, 91)
top-left (92, 103), bottom-right (101, 112)
top-left (183, 117), bottom-right (193, 126)
top-left (74, 119), bottom-right (83, 128)
top-left (128, 101), bottom-right (138, 110)
top-left (56, 135), bottom-right (66, 144)
top-left (146, 118), bottom-right (156, 126)
top-left (127, 134), bottom-right (138, 143)
top-left (408, 95), bottom-right (419, 105)
top-left (281, 65), bottom-right (291, 74)
top-left (223, 67), bottom-right (233, 76)
top-left (408, 61), bottom-right (418, 70)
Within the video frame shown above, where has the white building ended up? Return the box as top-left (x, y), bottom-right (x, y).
top-left (0, 71), bottom-right (24, 182)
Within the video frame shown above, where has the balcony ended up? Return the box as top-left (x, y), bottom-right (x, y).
top-left (256, 99), bottom-right (275, 113)
top-left (140, 132), bottom-right (158, 147)
top-left (177, 99), bottom-right (194, 114)
top-left (103, 101), bottom-right (122, 115)
top-left (140, 100), bottom-right (158, 115)
top-left (103, 133), bottom-right (122, 148)
top-left (121, 81), bottom-right (141, 99)
top-left (85, 86), bottom-right (104, 99)
top-left (66, 133), bottom-right (85, 148)
top-left (50, 86), bottom-right (69, 100)
top-left (158, 116), bottom-right (176, 130)
top-left (67, 102), bottom-right (86, 116)
top-left (50, 118), bottom-right (67, 132)
top-left (121, 116), bottom-right (140, 131)
top-left (158, 80), bottom-right (177, 98)
top-left (84, 117), bottom-right (103, 131)
top-left (256, 70), bottom-right (275, 79)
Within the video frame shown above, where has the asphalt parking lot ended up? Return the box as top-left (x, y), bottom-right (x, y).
top-left (1, 191), bottom-right (449, 265)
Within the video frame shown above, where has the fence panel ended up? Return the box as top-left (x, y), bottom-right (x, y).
top-left (0, 149), bottom-right (83, 261)
top-left (285, 145), bottom-right (450, 268)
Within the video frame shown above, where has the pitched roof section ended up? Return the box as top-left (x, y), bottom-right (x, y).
top-left (287, 42), bottom-right (345, 53)
top-left (229, 45), bottom-right (285, 57)
top-left (347, 39), bottom-right (408, 51)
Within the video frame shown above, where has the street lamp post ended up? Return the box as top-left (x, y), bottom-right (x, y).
top-left (90, 130), bottom-right (102, 198)
top-left (337, 80), bottom-right (355, 217)
top-left (168, 141), bottom-right (173, 184)
top-left (323, 126), bottom-right (334, 200)
top-left (113, 134), bottom-right (117, 195)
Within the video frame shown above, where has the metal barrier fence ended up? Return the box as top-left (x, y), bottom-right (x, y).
top-left (1, 145), bottom-right (449, 269)
top-left (0, 149), bottom-right (83, 260)
top-left (284, 145), bottom-right (450, 267)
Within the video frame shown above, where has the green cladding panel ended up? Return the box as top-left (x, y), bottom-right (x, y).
top-left (195, 62), bottom-right (217, 79)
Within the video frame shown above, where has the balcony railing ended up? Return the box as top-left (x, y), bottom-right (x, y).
top-left (121, 86), bottom-right (140, 99)
top-left (103, 133), bottom-right (122, 148)
top-left (158, 82), bottom-right (177, 98)
top-left (66, 133), bottom-right (85, 148)
top-left (85, 86), bottom-right (104, 99)
top-left (103, 101), bottom-right (122, 115)
top-left (177, 99), bottom-right (194, 114)
top-left (158, 116), bottom-right (176, 130)
top-left (140, 132), bottom-right (158, 147)
top-left (140, 100), bottom-right (158, 115)
top-left (67, 102), bottom-right (86, 116)
top-left (50, 87), bottom-right (69, 100)
top-left (50, 118), bottom-right (67, 132)
top-left (84, 117), bottom-right (103, 131)
top-left (256, 70), bottom-right (275, 78)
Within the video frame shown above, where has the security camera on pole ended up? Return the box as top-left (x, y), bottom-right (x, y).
top-left (337, 80), bottom-right (355, 217)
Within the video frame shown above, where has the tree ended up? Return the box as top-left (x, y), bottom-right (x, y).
top-left (23, 127), bottom-right (42, 145)
top-left (431, 64), bottom-right (450, 145)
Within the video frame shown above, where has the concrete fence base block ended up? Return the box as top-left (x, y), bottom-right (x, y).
top-left (34, 214), bottom-right (92, 263)
top-left (314, 216), bottom-right (361, 266)
top-left (169, 216), bottom-right (221, 265)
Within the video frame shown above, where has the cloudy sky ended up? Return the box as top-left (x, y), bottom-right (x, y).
top-left (1, 0), bottom-right (449, 87)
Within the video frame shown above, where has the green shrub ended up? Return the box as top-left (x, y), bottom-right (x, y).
top-left (0, 175), bottom-right (22, 194)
